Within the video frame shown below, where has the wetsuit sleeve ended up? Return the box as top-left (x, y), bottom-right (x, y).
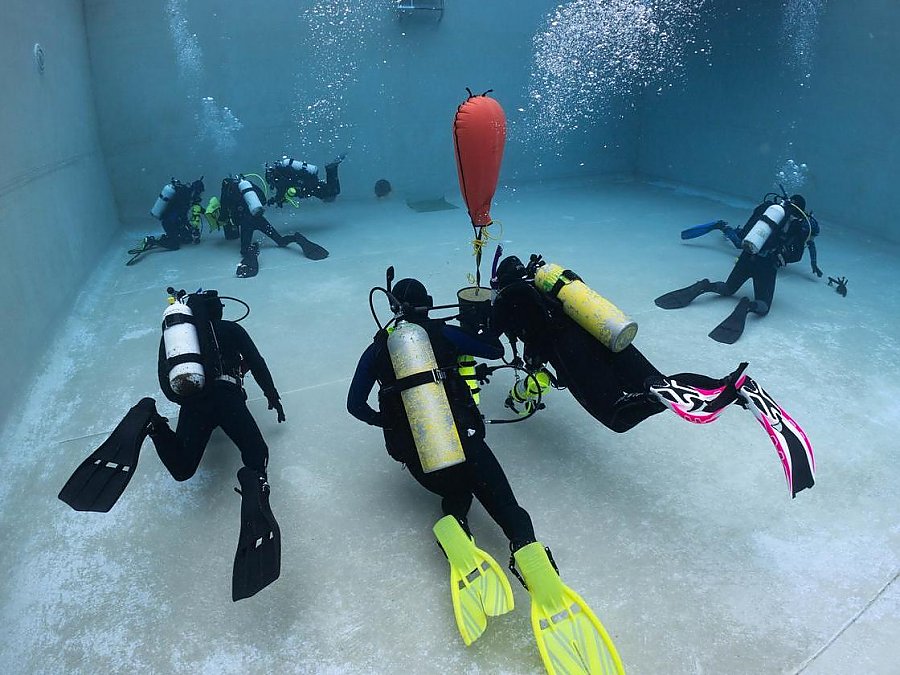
top-left (347, 342), bottom-right (383, 426)
top-left (441, 324), bottom-right (504, 360)
top-left (808, 239), bottom-right (819, 270)
top-left (232, 323), bottom-right (278, 400)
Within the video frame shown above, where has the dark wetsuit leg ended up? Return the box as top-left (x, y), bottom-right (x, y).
top-left (151, 400), bottom-right (215, 481)
top-left (750, 259), bottom-right (777, 314)
top-left (215, 388), bottom-right (269, 473)
top-left (551, 327), bottom-right (666, 433)
top-left (240, 215), bottom-right (292, 255)
top-left (404, 439), bottom-right (536, 548)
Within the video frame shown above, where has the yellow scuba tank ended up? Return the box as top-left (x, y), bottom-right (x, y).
top-left (534, 263), bottom-right (637, 353)
top-left (387, 321), bottom-right (465, 473)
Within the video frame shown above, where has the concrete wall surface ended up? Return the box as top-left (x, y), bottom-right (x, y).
top-left (637, 0), bottom-right (900, 243)
top-left (84, 0), bottom-right (637, 220)
top-left (0, 0), bottom-right (119, 425)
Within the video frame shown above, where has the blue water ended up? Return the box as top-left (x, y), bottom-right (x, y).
top-left (2, 1), bottom-right (898, 673)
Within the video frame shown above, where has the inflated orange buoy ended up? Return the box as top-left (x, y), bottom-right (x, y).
top-left (453, 91), bottom-right (506, 228)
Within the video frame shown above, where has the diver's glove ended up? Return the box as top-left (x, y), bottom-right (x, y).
top-left (812, 264), bottom-right (823, 278)
top-left (266, 393), bottom-right (286, 423)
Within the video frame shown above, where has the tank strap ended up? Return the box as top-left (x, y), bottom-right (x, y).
top-left (167, 352), bottom-right (203, 367)
top-left (546, 269), bottom-right (582, 298)
top-left (760, 213), bottom-right (783, 228)
top-left (162, 313), bottom-right (196, 329)
top-left (382, 367), bottom-right (449, 395)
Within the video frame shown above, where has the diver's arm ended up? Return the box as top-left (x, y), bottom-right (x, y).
top-left (807, 240), bottom-right (822, 276)
top-left (442, 324), bottom-right (504, 360)
top-left (347, 342), bottom-right (383, 426)
top-left (231, 323), bottom-right (279, 401)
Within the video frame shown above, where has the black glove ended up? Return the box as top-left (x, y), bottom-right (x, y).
top-left (474, 362), bottom-right (492, 384)
top-left (266, 394), bottom-right (286, 423)
top-left (812, 264), bottom-right (823, 278)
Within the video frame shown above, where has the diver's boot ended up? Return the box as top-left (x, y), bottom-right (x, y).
top-left (510, 543), bottom-right (625, 674)
top-left (128, 236), bottom-right (156, 256)
top-left (654, 279), bottom-right (712, 309)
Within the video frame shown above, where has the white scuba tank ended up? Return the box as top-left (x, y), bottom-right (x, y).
top-left (238, 178), bottom-right (265, 216)
top-left (280, 157), bottom-right (317, 176)
top-left (162, 300), bottom-right (205, 396)
top-left (386, 321), bottom-right (465, 473)
top-left (742, 203), bottom-right (786, 254)
top-left (150, 183), bottom-right (177, 219)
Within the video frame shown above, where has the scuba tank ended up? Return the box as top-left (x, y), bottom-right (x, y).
top-left (280, 157), bottom-right (317, 176)
top-left (238, 178), bottom-right (265, 216)
top-left (507, 369), bottom-right (551, 415)
top-left (150, 182), bottom-right (177, 219)
top-left (742, 203), bottom-right (786, 255)
top-left (386, 321), bottom-right (466, 473)
top-left (162, 295), bottom-right (205, 396)
top-left (534, 263), bottom-right (638, 353)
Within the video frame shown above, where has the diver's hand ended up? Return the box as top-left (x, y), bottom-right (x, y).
top-left (267, 395), bottom-right (286, 423)
top-left (812, 264), bottom-right (823, 278)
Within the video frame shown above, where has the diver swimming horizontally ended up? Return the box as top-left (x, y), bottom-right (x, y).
top-left (490, 253), bottom-right (815, 498)
top-left (59, 288), bottom-right (285, 601)
top-left (655, 191), bottom-right (824, 343)
top-left (128, 177), bottom-right (205, 265)
top-left (346, 272), bottom-right (624, 673)
top-left (218, 175), bottom-right (329, 278)
top-left (264, 154), bottom-right (344, 208)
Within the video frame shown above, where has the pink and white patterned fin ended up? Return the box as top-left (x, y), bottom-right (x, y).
top-left (738, 378), bottom-right (815, 497)
top-left (647, 376), bottom-right (741, 425)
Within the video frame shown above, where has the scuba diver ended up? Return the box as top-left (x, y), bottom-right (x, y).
top-left (218, 175), bottom-right (329, 278)
top-left (346, 274), bottom-right (624, 672)
top-left (128, 177), bottom-right (205, 265)
top-left (264, 154), bottom-right (344, 208)
top-left (490, 253), bottom-right (815, 499)
top-left (59, 288), bottom-right (284, 601)
top-left (656, 192), bottom-right (824, 343)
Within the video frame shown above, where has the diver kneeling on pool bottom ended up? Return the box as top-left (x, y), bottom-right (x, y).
top-left (347, 275), bottom-right (625, 673)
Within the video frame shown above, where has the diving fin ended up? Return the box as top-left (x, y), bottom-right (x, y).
top-left (236, 242), bottom-right (260, 278)
top-left (654, 279), bottom-right (711, 309)
top-left (680, 220), bottom-right (726, 240)
top-left (126, 236), bottom-right (157, 266)
top-left (709, 297), bottom-right (752, 344)
top-left (58, 398), bottom-right (161, 512)
top-left (292, 233), bottom-right (329, 261)
top-left (232, 467), bottom-right (281, 601)
top-left (433, 515), bottom-right (514, 646)
top-left (511, 542), bottom-right (625, 675)
top-left (647, 363), bottom-right (749, 425)
top-left (737, 378), bottom-right (815, 497)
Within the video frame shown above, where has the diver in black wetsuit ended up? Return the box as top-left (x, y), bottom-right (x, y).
top-left (265, 155), bottom-right (343, 207)
top-left (346, 278), bottom-right (536, 549)
top-left (493, 255), bottom-right (759, 432)
top-left (489, 254), bottom-right (816, 497)
top-left (218, 176), bottom-right (329, 277)
top-left (129, 178), bottom-right (205, 261)
top-left (149, 289), bottom-right (285, 479)
top-left (656, 193), bottom-right (823, 342)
